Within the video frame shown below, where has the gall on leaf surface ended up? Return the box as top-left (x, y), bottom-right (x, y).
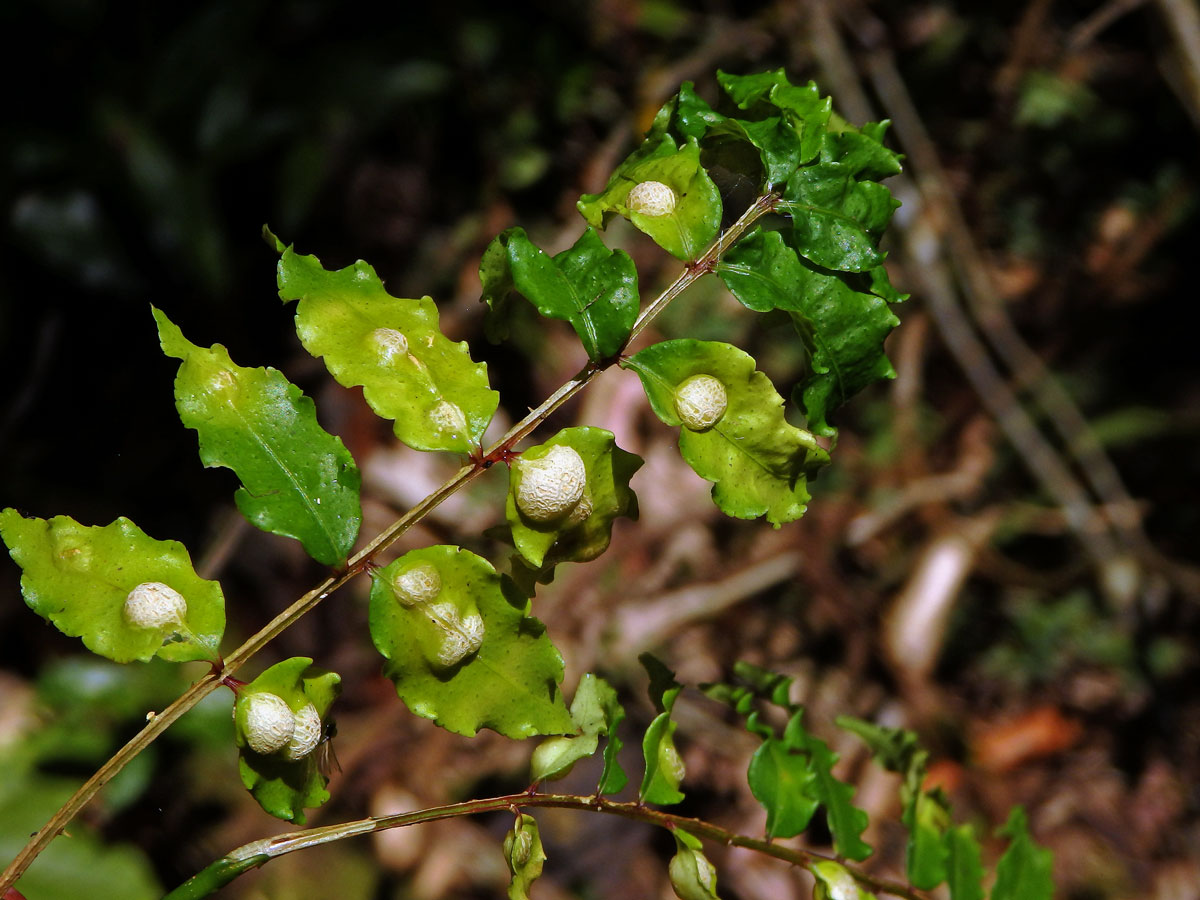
top-left (369, 545), bottom-right (574, 739)
top-left (718, 228), bottom-right (904, 438)
top-left (811, 860), bottom-right (878, 900)
top-left (577, 137), bottom-right (722, 261)
top-left (668, 828), bottom-right (722, 900)
top-left (503, 814), bottom-right (546, 900)
top-left (153, 308), bottom-right (361, 567)
top-left (624, 339), bottom-right (830, 527)
top-left (639, 654), bottom-right (686, 806)
top-left (234, 656), bottom-right (341, 824)
top-left (505, 426), bottom-right (641, 570)
top-left (480, 226), bottom-right (639, 361)
top-left (530, 673), bottom-right (625, 790)
top-left (272, 233), bottom-right (498, 453)
top-left (0, 509), bottom-right (224, 664)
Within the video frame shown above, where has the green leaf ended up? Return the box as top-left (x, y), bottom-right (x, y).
top-left (906, 790), bottom-right (950, 889)
top-left (787, 713), bottom-right (872, 860)
top-left (746, 735), bottom-right (820, 838)
top-left (668, 829), bottom-right (722, 900)
top-left (369, 546), bottom-right (574, 738)
top-left (505, 427), bottom-right (642, 569)
top-left (946, 824), bottom-right (985, 900)
top-left (153, 308), bottom-right (361, 566)
top-left (274, 238), bottom-right (498, 453)
top-left (503, 814), bottom-right (546, 900)
top-left (639, 654), bottom-right (685, 805)
top-left (234, 656), bottom-right (341, 824)
top-left (660, 82), bottom-right (801, 187)
top-left (991, 807), bottom-right (1054, 900)
top-left (597, 698), bottom-right (629, 795)
top-left (811, 860), bottom-right (878, 900)
top-left (578, 138), bottom-right (722, 261)
top-left (717, 69), bottom-right (832, 164)
top-left (779, 163), bottom-right (896, 272)
top-left (0, 509), bottom-right (224, 664)
top-left (821, 125), bottom-right (904, 181)
top-left (719, 228), bottom-right (902, 438)
top-left (640, 711), bottom-right (685, 805)
top-left (480, 227), bottom-right (639, 361)
top-left (623, 339), bottom-right (829, 526)
top-left (530, 673), bottom-right (622, 784)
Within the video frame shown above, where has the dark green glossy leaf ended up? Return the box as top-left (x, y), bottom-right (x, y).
top-left (503, 814), bottom-right (546, 900)
top-left (530, 673), bottom-right (622, 784)
top-left (992, 807), bottom-right (1054, 900)
top-left (369, 546), bottom-right (573, 738)
top-left (719, 228), bottom-right (902, 438)
top-left (811, 861), bottom-right (878, 900)
top-left (821, 125), bottom-right (904, 181)
top-left (624, 339), bottom-right (829, 526)
top-left (578, 139), bottom-right (722, 261)
top-left (780, 163), bottom-right (895, 272)
top-left (273, 235), bottom-right (498, 453)
top-left (662, 82), bottom-right (801, 187)
top-left (234, 657), bottom-right (341, 824)
top-left (946, 824), bottom-right (985, 900)
top-left (154, 308), bottom-right (361, 566)
top-left (717, 69), bottom-right (832, 164)
top-left (505, 427), bottom-right (641, 569)
top-left (0, 509), bottom-right (224, 664)
top-left (480, 227), bottom-right (639, 361)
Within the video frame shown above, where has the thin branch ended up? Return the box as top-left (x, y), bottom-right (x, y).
top-left (0, 193), bottom-right (779, 895)
top-left (163, 791), bottom-right (931, 900)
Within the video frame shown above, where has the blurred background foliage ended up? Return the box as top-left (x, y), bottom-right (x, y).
top-left (2, 1), bottom-right (1199, 898)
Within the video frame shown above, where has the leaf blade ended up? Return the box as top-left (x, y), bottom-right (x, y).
top-left (153, 308), bottom-right (361, 566)
top-left (369, 546), bottom-right (574, 738)
top-left (275, 242), bottom-right (498, 453)
top-left (0, 509), bottom-right (224, 664)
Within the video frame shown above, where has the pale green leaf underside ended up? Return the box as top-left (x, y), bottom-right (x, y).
top-left (235, 656), bottom-right (341, 824)
top-left (0, 509), bottom-right (224, 664)
top-left (369, 546), bottom-right (573, 738)
top-left (153, 308), bottom-right (361, 566)
top-left (529, 673), bottom-right (621, 783)
top-left (624, 339), bottom-right (829, 526)
top-left (506, 426), bottom-right (641, 569)
top-left (275, 241), bottom-right (498, 453)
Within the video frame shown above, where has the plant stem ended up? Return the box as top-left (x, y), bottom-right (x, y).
top-left (0, 193), bottom-right (778, 894)
top-left (163, 790), bottom-right (928, 900)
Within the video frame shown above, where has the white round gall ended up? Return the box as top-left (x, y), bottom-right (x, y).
top-left (674, 374), bottom-right (727, 431)
top-left (627, 180), bottom-right (677, 217)
top-left (393, 563), bottom-right (442, 607)
top-left (283, 703), bottom-right (323, 761)
top-left (123, 582), bottom-right (188, 630)
top-left (514, 445), bottom-right (587, 524)
top-left (241, 692), bottom-right (295, 755)
top-left (370, 327), bottom-right (409, 362)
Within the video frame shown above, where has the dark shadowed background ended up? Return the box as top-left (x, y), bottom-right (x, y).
top-left (2, 2), bottom-right (1198, 898)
